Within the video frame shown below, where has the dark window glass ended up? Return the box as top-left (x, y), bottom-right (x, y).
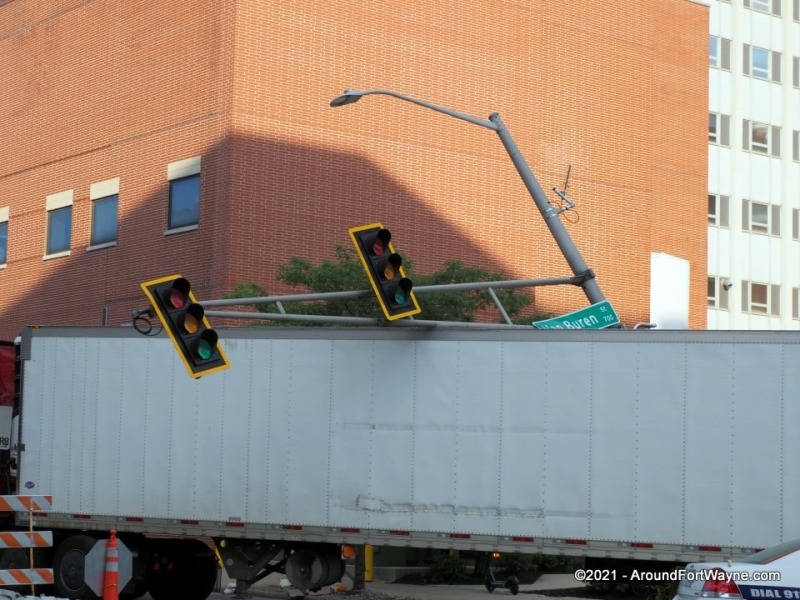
top-left (168, 174), bottom-right (200, 230)
top-left (91, 194), bottom-right (118, 246)
top-left (0, 221), bottom-right (7, 264)
top-left (47, 206), bottom-right (72, 255)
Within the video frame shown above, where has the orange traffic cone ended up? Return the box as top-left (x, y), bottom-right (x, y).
top-left (103, 529), bottom-right (119, 600)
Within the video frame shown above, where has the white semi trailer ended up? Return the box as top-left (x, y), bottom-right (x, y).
top-left (4, 325), bottom-right (799, 599)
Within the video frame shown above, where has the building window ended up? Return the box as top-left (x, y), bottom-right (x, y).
top-left (743, 45), bottom-right (781, 82)
top-left (794, 57), bottom-right (799, 87)
top-left (709, 194), bottom-right (730, 227)
top-left (793, 288), bottom-right (799, 319)
top-left (89, 177), bottom-right (120, 248)
top-left (743, 120), bottom-right (780, 157)
top-left (794, 131), bottom-right (799, 162)
top-left (0, 207), bottom-right (7, 267)
top-left (710, 36), bottom-right (731, 70)
top-left (742, 199), bottom-right (780, 236)
top-left (91, 195), bottom-right (118, 246)
top-left (708, 277), bottom-right (731, 309)
top-left (795, 0), bottom-right (799, 21)
top-left (709, 113), bottom-right (730, 146)
top-left (742, 281), bottom-right (780, 316)
top-left (793, 208), bottom-right (799, 240)
top-left (167, 156), bottom-right (201, 232)
top-left (745, 0), bottom-right (782, 15)
top-left (45, 190), bottom-right (73, 257)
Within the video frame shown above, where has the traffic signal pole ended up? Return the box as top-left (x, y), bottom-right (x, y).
top-left (330, 89), bottom-right (607, 306)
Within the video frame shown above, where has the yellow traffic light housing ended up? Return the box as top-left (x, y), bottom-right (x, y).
top-left (140, 274), bottom-right (230, 378)
top-left (349, 223), bottom-right (421, 320)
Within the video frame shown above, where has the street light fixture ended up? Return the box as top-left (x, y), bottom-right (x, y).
top-left (330, 88), bottom-right (607, 306)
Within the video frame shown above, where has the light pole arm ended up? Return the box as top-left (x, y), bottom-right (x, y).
top-left (331, 89), bottom-right (498, 130)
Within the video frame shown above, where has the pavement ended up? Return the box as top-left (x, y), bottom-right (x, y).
top-left (208, 572), bottom-right (592, 600)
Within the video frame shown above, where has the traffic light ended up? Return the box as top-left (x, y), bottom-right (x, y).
top-left (140, 275), bottom-right (229, 378)
top-left (349, 223), bottom-right (421, 320)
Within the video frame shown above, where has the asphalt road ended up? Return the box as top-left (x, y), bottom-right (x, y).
top-left (195, 574), bottom-right (595, 600)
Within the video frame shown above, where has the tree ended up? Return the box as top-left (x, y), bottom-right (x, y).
top-left (224, 246), bottom-right (551, 324)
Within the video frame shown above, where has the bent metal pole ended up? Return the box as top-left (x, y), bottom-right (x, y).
top-left (330, 89), bottom-right (607, 305)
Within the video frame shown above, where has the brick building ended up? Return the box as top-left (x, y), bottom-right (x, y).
top-left (0, 1), bottom-right (710, 339)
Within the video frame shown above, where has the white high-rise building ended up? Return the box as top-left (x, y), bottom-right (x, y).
top-left (707, 0), bottom-right (800, 329)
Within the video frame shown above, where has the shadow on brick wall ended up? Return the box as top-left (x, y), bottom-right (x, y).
top-left (0, 132), bottom-right (553, 338)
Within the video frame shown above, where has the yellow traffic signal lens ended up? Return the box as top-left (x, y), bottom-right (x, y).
top-left (383, 253), bottom-right (402, 282)
top-left (182, 303), bottom-right (205, 335)
top-left (184, 313), bottom-right (199, 334)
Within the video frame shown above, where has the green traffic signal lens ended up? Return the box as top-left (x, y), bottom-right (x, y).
top-left (197, 339), bottom-right (213, 360)
top-left (394, 277), bottom-right (413, 306)
top-left (195, 329), bottom-right (219, 361)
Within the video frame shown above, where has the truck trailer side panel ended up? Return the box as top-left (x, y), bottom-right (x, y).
top-left (17, 327), bottom-right (800, 551)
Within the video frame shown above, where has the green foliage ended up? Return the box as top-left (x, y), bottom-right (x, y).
top-left (225, 246), bottom-right (547, 324)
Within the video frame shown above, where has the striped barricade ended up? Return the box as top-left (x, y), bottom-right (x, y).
top-left (0, 568), bottom-right (53, 585)
top-left (0, 495), bottom-right (54, 587)
top-left (0, 495), bottom-right (51, 512)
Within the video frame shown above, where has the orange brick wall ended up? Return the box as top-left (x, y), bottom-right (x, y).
top-left (0, 0), bottom-right (708, 339)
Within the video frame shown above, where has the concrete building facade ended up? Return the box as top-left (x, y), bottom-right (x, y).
top-left (0, 1), bottom-right (710, 340)
top-left (707, 0), bottom-right (800, 329)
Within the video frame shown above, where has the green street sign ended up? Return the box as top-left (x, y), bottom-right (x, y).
top-left (532, 300), bottom-right (620, 330)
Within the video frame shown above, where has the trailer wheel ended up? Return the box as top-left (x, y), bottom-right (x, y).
top-left (0, 548), bottom-right (29, 570)
top-left (52, 534), bottom-right (99, 600)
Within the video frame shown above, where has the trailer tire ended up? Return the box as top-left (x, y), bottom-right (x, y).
top-left (0, 548), bottom-right (26, 569)
top-left (53, 534), bottom-right (99, 600)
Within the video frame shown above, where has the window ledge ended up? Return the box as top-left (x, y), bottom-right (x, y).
top-left (43, 250), bottom-right (71, 261)
top-left (87, 241), bottom-right (117, 252)
top-left (164, 224), bottom-right (199, 236)
top-left (0, 264), bottom-right (6, 270)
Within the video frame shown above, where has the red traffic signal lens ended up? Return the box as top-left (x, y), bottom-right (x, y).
top-left (169, 289), bottom-right (185, 309)
top-left (371, 229), bottom-right (392, 257)
top-left (166, 278), bottom-right (191, 310)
